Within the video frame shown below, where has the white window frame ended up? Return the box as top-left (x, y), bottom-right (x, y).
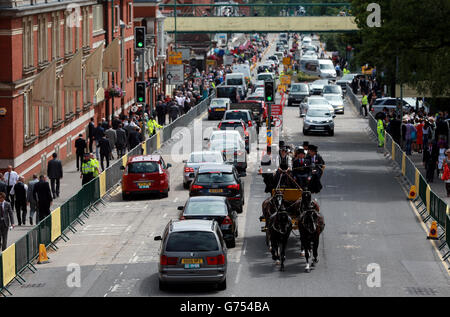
top-left (128, 3), bottom-right (133, 25)
top-left (92, 4), bottom-right (103, 33)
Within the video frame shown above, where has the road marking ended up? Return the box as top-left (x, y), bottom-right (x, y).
top-left (234, 264), bottom-right (242, 284)
top-left (163, 213), bottom-right (167, 218)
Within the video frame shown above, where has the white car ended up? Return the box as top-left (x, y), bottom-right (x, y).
top-left (300, 96), bottom-right (334, 116)
top-left (302, 106), bottom-right (335, 136)
top-left (207, 130), bottom-right (245, 149)
top-left (323, 94), bottom-right (344, 114)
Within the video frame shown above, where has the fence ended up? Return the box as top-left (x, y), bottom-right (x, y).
top-left (346, 84), bottom-right (450, 262)
top-left (0, 93), bottom-right (215, 296)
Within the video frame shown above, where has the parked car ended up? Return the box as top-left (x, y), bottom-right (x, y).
top-left (155, 219), bottom-right (228, 291)
top-left (121, 155), bottom-right (171, 200)
top-left (336, 73), bottom-right (358, 91)
top-left (287, 83), bottom-right (310, 107)
top-left (323, 94), bottom-right (345, 114)
top-left (208, 98), bottom-right (231, 120)
top-left (301, 106), bottom-right (336, 136)
top-left (300, 96), bottom-right (334, 116)
top-left (189, 164), bottom-right (244, 213)
top-left (223, 109), bottom-right (257, 142)
top-left (322, 84), bottom-right (343, 98)
top-left (178, 196), bottom-right (238, 248)
top-left (371, 97), bottom-right (416, 115)
top-left (309, 79), bottom-right (330, 95)
top-left (268, 55), bottom-right (280, 66)
top-left (208, 140), bottom-right (247, 174)
top-left (183, 151), bottom-right (225, 189)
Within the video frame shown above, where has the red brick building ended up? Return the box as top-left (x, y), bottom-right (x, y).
top-left (0, 0), bottom-right (137, 179)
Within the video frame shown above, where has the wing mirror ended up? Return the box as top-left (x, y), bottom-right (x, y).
top-left (333, 115), bottom-right (336, 118)
top-left (154, 236), bottom-right (162, 241)
top-left (300, 114), bottom-right (306, 118)
top-left (166, 163), bottom-right (172, 168)
top-left (203, 137), bottom-right (210, 141)
top-left (177, 206), bottom-right (184, 210)
top-left (182, 159), bottom-right (187, 163)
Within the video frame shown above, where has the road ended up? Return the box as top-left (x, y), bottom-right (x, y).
top-left (8, 36), bottom-right (450, 297)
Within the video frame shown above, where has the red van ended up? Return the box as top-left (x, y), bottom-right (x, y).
top-left (121, 155), bottom-right (171, 200)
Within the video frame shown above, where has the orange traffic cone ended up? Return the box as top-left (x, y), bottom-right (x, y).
top-left (427, 221), bottom-right (439, 240)
top-left (37, 244), bottom-right (49, 264)
top-left (408, 185), bottom-right (417, 200)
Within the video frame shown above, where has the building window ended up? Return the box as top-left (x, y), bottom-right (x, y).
top-left (83, 68), bottom-right (91, 106)
top-left (23, 90), bottom-right (36, 139)
top-left (38, 106), bottom-right (50, 131)
top-left (64, 90), bottom-right (73, 117)
top-left (93, 5), bottom-right (103, 33)
top-left (66, 137), bottom-right (72, 156)
top-left (114, 5), bottom-right (120, 31)
top-left (52, 12), bottom-right (60, 60)
top-left (82, 7), bottom-right (90, 48)
top-left (128, 3), bottom-right (133, 25)
top-left (53, 76), bottom-right (62, 124)
top-left (37, 15), bottom-right (48, 64)
top-left (64, 13), bottom-right (73, 55)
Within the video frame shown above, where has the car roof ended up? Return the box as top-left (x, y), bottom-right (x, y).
top-left (170, 219), bottom-right (215, 233)
top-left (211, 98), bottom-right (230, 102)
top-left (128, 155), bottom-right (161, 163)
top-left (187, 196), bottom-right (227, 203)
top-left (189, 151), bottom-right (222, 156)
top-left (309, 96), bottom-right (327, 99)
top-left (225, 109), bottom-right (251, 114)
top-left (323, 93), bottom-right (342, 98)
top-left (198, 164), bottom-right (234, 173)
top-left (323, 84), bottom-right (340, 87)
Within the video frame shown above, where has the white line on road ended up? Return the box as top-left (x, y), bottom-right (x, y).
top-left (163, 213), bottom-right (167, 218)
top-left (235, 264), bottom-right (242, 284)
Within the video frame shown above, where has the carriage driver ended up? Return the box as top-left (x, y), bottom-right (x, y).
top-left (292, 146), bottom-right (311, 189)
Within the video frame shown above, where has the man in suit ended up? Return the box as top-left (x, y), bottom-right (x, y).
top-left (11, 176), bottom-right (27, 226)
top-left (99, 133), bottom-right (112, 171)
top-left (75, 133), bottom-right (87, 171)
top-left (47, 153), bottom-right (63, 198)
top-left (0, 173), bottom-right (7, 194)
top-left (128, 127), bottom-right (142, 151)
top-left (87, 118), bottom-right (96, 153)
top-left (33, 175), bottom-right (53, 222)
top-left (0, 192), bottom-right (14, 251)
top-left (105, 125), bottom-right (117, 160)
top-left (423, 141), bottom-right (439, 182)
top-left (115, 123), bottom-right (127, 157)
top-left (94, 123), bottom-right (105, 159)
top-left (27, 174), bottom-right (39, 225)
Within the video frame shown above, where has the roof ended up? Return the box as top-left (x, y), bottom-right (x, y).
top-left (128, 155), bottom-right (161, 163)
top-left (170, 219), bottom-right (215, 233)
top-left (187, 196), bottom-right (227, 203)
top-left (198, 164), bottom-right (233, 173)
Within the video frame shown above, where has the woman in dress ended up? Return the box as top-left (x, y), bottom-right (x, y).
top-left (416, 119), bottom-right (424, 153)
top-left (437, 137), bottom-right (448, 178)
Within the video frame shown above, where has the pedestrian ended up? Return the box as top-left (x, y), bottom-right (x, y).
top-left (0, 173), bottom-right (6, 195)
top-left (112, 115), bottom-right (122, 130)
top-left (0, 192), bottom-right (14, 251)
top-left (128, 127), bottom-right (142, 150)
top-left (33, 175), bottom-right (53, 222)
top-left (169, 100), bottom-right (179, 123)
top-left (27, 174), bottom-right (39, 225)
top-left (115, 123), bottom-right (127, 157)
top-left (435, 117), bottom-right (448, 143)
top-left (147, 116), bottom-right (163, 137)
top-left (156, 101), bottom-right (166, 125)
top-left (90, 153), bottom-right (100, 178)
top-left (94, 123), bottom-right (105, 159)
top-left (80, 154), bottom-right (94, 185)
top-left (4, 165), bottom-right (18, 213)
top-left (75, 133), bottom-right (87, 171)
top-left (361, 92), bottom-right (368, 117)
top-left (437, 137), bottom-right (447, 178)
top-left (47, 152), bottom-right (63, 199)
top-left (423, 141), bottom-right (439, 182)
top-left (11, 176), bottom-right (27, 226)
top-left (87, 118), bottom-right (95, 153)
top-left (404, 120), bottom-right (416, 155)
top-left (442, 149), bottom-right (450, 197)
top-left (99, 133), bottom-right (112, 171)
top-left (416, 119), bottom-right (424, 153)
top-left (423, 120), bottom-right (432, 149)
top-left (306, 145), bottom-right (325, 194)
top-left (105, 125), bottom-right (117, 160)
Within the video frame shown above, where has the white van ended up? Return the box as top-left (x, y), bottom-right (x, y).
top-left (232, 64), bottom-right (251, 80)
top-left (300, 58), bottom-right (320, 76)
top-left (318, 59), bottom-right (337, 79)
top-left (225, 72), bottom-right (247, 97)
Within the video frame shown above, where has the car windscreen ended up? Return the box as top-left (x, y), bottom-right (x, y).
top-left (217, 87), bottom-right (237, 99)
top-left (320, 64), bottom-right (334, 70)
top-left (307, 109), bottom-right (332, 117)
top-left (227, 78), bottom-right (243, 85)
top-left (184, 201), bottom-right (227, 216)
top-left (341, 74), bottom-right (354, 80)
top-left (324, 95), bottom-right (342, 103)
top-left (291, 85), bottom-right (308, 92)
top-left (127, 162), bottom-right (159, 173)
top-left (210, 100), bottom-right (227, 107)
top-left (224, 112), bottom-right (248, 121)
top-left (197, 172), bottom-right (235, 183)
top-left (189, 153), bottom-right (222, 163)
top-left (165, 231), bottom-right (219, 252)
top-left (309, 99), bottom-right (328, 105)
top-left (219, 123), bottom-right (245, 132)
top-left (323, 86), bottom-right (340, 94)
top-left (257, 74), bottom-right (272, 81)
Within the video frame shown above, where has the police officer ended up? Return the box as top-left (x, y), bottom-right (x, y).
top-left (147, 116), bottom-right (163, 137)
top-left (80, 153), bottom-right (94, 185)
top-left (90, 153), bottom-right (100, 178)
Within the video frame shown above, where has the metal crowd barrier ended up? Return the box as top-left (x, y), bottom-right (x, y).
top-left (346, 83), bottom-right (450, 263)
top-left (0, 91), bottom-right (215, 296)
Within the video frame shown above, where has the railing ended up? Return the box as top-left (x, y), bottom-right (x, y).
top-left (0, 92), bottom-right (215, 296)
top-left (346, 84), bottom-right (450, 262)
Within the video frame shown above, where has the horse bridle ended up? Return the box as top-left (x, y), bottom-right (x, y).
top-left (270, 209), bottom-right (292, 235)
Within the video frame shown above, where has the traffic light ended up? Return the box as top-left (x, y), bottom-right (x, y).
top-left (134, 27), bottom-right (146, 50)
top-left (135, 81), bottom-right (146, 104)
top-left (264, 80), bottom-right (274, 103)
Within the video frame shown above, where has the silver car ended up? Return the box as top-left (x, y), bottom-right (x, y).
top-left (336, 73), bottom-right (358, 91)
top-left (300, 96), bottom-right (335, 116)
top-left (155, 219), bottom-right (228, 291)
top-left (209, 139), bottom-right (247, 173)
top-left (309, 79), bottom-right (330, 95)
top-left (301, 107), bottom-right (336, 136)
top-left (322, 84), bottom-right (343, 98)
top-left (183, 151), bottom-right (225, 189)
top-left (323, 94), bottom-right (345, 114)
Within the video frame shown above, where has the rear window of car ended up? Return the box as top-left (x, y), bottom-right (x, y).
top-left (219, 122), bottom-right (245, 131)
top-left (323, 86), bottom-right (340, 94)
top-left (257, 74), bottom-right (273, 81)
top-left (127, 162), bottom-right (159, 173)
top-left (189, 153), bottom-right (222, 163)
top-left (291, 84), bottom-right (308, 92)
top-left (224, 112), bottom-right (249, 121)
top-left (185, 201), bottom-right (227, 215)
top-left (197, 172), bottom-right (235, 183)
top-left (166, 231), bottom-right (219, 252)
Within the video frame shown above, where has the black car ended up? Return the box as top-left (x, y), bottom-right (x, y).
top-left (287, 83), bottom-right (310, 107)
top-left (189, 164), bottom-right (244, 213)
top-left (257, 65), bottom-right (272, 74)
top-left (178, 196), bottom-right (238, 248)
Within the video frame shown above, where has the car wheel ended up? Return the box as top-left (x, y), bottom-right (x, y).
top-left (329, 129), bottom-right (334, 136)
top-left (183, 182), bottom-right (189, 190)
top-left (237, 204), bottom-right (243, 214)
top-left (303, 129), bottom-right (308, 136)
top-left (226, 237), bottom-right (236, 248)
top-left (159, 280), bottom-right (168, 291)
top-left (122, 193), bottom-right (130, 201)
top-left (217, 279), bottom-right (227, 291)
top-left (288, 101), bottom-right (292, 107)
top-left (161, 190), bottom-right (169, 198)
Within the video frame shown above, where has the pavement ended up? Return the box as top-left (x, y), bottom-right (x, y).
top-left (5, 34), bottom-right (450, 297)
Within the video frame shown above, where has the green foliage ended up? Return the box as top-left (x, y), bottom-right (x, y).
top-left (350, 0), bottom-right (450, 97)
top-left (297, 72), bottom-right (320, 82)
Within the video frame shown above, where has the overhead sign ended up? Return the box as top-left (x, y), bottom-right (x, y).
top-left (166, 64), bottom-right (184, 85)
top-left (271, 104), bottom-right (283, 116)
top-left (280, 75), bottom-right (291, 85)
top-left (168, 51), bottom-right (182, 65)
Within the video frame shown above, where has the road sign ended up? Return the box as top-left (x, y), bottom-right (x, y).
top-left (168, 51), bottom-right (182, 65)
top-left (273, 116), bottom-right (282, 127)
top-left (176, 48), bottom-right (191, 61)
top-left (282, 57), bottom-right (291, 66)
top-left (206, 59), bottom-right (217, 67)
top-left (271, 104), bottom-right (283, 116)
top-left (166, 64), bottom-right (184, 85)
top-left (280, 75), bottom-right (291, 85)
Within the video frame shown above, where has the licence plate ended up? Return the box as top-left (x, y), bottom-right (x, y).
top-left (182, 258), bottom-right (203, 264)
top-left (209, 189), bottom-right (223, 193)
top-left (184, 264), bottom-right (200, 269)
top-left (138, 182), bottom-right (152, 188)
top-left (314, 126), bottom-right (325, 130)
top-left (214, 108), bottom-right (225, 111)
